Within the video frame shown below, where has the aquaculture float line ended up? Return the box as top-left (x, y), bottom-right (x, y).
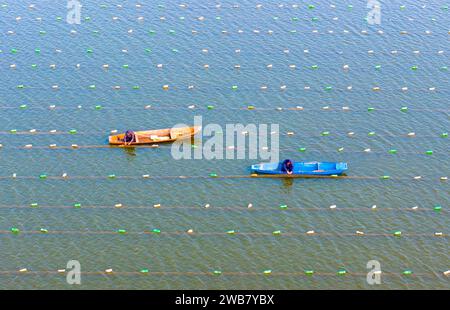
top-left (3, 28), bottom-right (450, 37)
top-left (0, 174), bottom-right (448, 182)
top-left (1, 128), bottom-right (449, 139)
top-left (2, 2), bottom-right (449, 11)
top-left (0, 269), bottom-right (448, 278)
top-left (4, 46), bottom-right (448, 60)
top-left (3, 105), bottom-right (450, 114)
top-left (0, 203), bottom-right (445, 213)
top-left (3, 46), bottom-right (449, 57)
top-left (0, 139), bottom-right (448, 155)
top-left (6, 84), bottom-right (450, 93)
top-left (0, 144), bottom-right (448, 156)
top-left (4, 62), bottom-right (449, 72)
top-left (2, 228), bottom-right (448, 238)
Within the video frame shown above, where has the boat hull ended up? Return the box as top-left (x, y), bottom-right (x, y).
top-left (251, 161), bottom-right (348, 176)
top-left (109, 126), bottom-right (201, 145)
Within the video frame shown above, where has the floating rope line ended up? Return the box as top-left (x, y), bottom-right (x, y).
top-left (1, 229), bottom-right (447, 238)
top-left (0, 128), bottom-right (448, 139)
top-left (3, 28), bottom-right (450, 37)
top-left (0, 174), bottom-right (448, 182)
top-left (3, 47), bottom-right (449, 53)
top-left (0, 269), bottom-right (447, 278)
top-left (4, 85), bottom-right (450, 93)
top-left (4, 47), bottom-right (450, 56)
top-left (2, 57), bottom-right (448, 75)
top-left (0, 131), bottom-right (448, 142)
top-left (2, 106), bottom-right (450, 114)
top-left (2, 2), bottom-right (449, 11)
top-left (0, 144), bottom-right (447, 157)
top-left (3, 61), bottom-right (448, 70)
top-left (0, 204), bottom-right (445, 213)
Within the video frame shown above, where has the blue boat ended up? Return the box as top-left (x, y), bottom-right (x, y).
top-left (251, 161), bottom-right (348, 176)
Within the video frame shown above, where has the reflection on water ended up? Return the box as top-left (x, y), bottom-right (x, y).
top-left (281, 178), bottom-right (295, 190)
top-left (123, 147), bottom-right (137, 158)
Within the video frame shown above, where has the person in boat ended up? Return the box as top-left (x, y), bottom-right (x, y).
top-left (123, 130), bottom-right (137, 145)
top-left (282, 159), bottom-right (294, 175)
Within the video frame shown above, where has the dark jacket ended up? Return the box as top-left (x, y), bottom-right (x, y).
top-left (282, 159), bottom-right (293, 172)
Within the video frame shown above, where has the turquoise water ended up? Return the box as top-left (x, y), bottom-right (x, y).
top-left (0, 1), bottom-right (449, 289)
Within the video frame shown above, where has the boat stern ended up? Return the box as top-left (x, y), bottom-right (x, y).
top-left (336, 162), bottom-right (348, 173)
top-left (108, 134), bottom-right (123, 145)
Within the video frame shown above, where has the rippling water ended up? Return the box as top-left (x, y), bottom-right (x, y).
top-left (0, 1), bottom-right (449, 289)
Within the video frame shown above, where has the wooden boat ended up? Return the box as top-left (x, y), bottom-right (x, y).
top-left (251, 161), bottom-right (348, 176)
top-left (108, 126), bottom-right (201, 145)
